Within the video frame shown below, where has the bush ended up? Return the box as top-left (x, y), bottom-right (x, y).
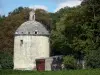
top-left (63, 55), bottom-right (77, 69)
top-left (85, 50), bottom-right (100, 68)
top-left (0, 51), bottom-right (13, 69)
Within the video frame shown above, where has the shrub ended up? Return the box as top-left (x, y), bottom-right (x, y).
top-left (63, 55), bottom-right (77, 69)
top-left (0, 51), bottom-right (13, 69)
top-left (85, 50), bottom-right (100, 68)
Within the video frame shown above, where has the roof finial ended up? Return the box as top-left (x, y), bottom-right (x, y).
top-left (29, 9), bottom-right (35, 21)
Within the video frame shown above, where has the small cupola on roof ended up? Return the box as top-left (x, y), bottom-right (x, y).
top-left (15, 10), bottom-right (49, 36)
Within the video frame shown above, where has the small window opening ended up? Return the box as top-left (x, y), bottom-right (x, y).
top-left (35, 31), bottom-right (37, 34)
top-left (20, 40), bottom-right (23, 46)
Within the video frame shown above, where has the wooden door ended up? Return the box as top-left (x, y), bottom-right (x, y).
top-left (36, 59), bottom-right (45, 71)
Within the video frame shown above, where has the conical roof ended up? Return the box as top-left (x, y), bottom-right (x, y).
top-left (15, 21), bottom-right (49, 36)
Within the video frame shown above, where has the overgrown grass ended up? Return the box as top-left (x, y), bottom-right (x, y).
top-left (0, 69), bottom-right (100, 75)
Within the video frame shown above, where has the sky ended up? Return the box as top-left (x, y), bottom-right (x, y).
top-left (0, 0), bottom-right (82, 16)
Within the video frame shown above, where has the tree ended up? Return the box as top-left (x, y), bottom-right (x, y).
top-left (81, 0), bottom-right (100, 19)
top-left (63, 56), bottom-right (77, 69)
top-left (85, 49), bottom-right (100, 68)
top-left (0, 51), bottom-right (13, 69)
top-left (50, 7), bottom-right (76, 56)
top-left (35, 9), bottom-right (52, 31)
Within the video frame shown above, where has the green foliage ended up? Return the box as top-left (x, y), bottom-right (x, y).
top-left (50, 0), bottom-right (100, 69)
top-left (9, 7), bottom-right (24, 15)
top-left (63, 56), bottom-right (77, 69)
top-left (0, 69), bottom-right (100, 75)
top-left (50, 30), bottom-right (73, 55)
top-left (0, 51), bottom-right (13, 69)
top-left (85, 49), bottom-right (100, 68)
top-left (35, 9), bottom-right (52, 30)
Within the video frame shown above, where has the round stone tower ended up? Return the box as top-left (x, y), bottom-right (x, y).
top-left (14, 10), bottom-right (50, 70)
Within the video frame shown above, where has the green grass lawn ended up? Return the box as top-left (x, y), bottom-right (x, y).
top-left (0, 69), bottom-right (100, 75)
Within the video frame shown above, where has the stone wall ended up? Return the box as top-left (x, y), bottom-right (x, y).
top-left (14, 35), bottom-right (50, 70)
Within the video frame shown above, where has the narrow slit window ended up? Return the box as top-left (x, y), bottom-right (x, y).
top-left (20, 40), bottom-right (23, 46)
